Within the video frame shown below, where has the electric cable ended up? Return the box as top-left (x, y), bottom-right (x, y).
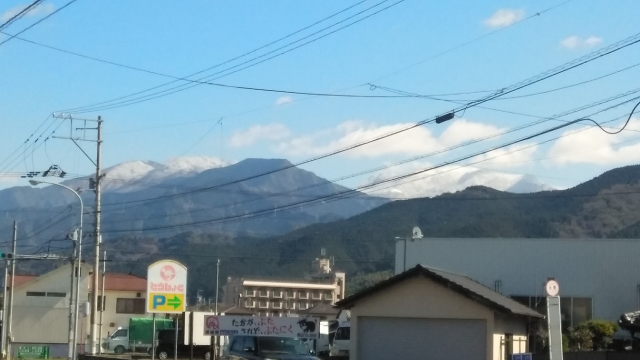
top-left (99, 100), bottom-right (640, 234)
top-left (0, 0), bottom-right (44, 31)
top-left (0, 0), bottom-right (80, 48)
top-left (90, 34), bottom-right (640, 209)
top-left (61, 0), bottom-right (405, 113)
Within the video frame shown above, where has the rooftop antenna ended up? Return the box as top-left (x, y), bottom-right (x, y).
top-left (412, 226), bottom-right (423, 240)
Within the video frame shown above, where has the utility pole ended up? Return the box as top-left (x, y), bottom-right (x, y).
top-left (215, 259), bottom-right (219, 360)
top-left (67, 239), bottom-right (76, 360)
top-left (98, 251), bottom-right (106, 355)
top-left (90, 117), bottom-right (103, 355)
top-left (6, 222), bottom-right (17, 360)
top-left (2, 262), bottom-right (7, 358)
top-left (51, 113), bottom-right (103, 355)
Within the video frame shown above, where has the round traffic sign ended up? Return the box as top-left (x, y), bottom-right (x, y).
top-left (545, 279), bottom-right (560, 297)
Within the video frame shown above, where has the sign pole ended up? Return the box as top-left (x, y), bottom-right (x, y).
top-left (189, 312), bottom-right (193, 360)
top-left (174, 321), bottom-right (178, 360)
top-left (545, 279), bottom-right (563, 360)
top-left (151, 313), bottom-right (156, 360)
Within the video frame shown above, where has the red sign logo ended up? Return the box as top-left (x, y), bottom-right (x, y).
top-left (160, 265), bottom-right (176, 282)
top-left (207, 316), bottom-right (219, 330)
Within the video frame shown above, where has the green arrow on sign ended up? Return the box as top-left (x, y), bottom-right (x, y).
top-left (167, 295), bottom-right (182, 309)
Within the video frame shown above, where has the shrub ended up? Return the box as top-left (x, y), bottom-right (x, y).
top-left (573, 320), bottom-right (617, 350)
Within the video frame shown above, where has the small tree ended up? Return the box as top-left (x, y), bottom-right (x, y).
top-left (573, 320), bottom-right (617, 350)
top-left (568, 326), bottom-right (593, 350)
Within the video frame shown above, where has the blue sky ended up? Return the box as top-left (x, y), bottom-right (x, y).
top-left (1, 0), bottom-right (640, 196)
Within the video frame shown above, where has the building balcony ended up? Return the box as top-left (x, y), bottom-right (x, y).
top-left (272, 291), bottom-right (283, 298)
top-left (298, 292), bottom-right (309, 300)
top-left (299, 302), bottom-right (308, 310)
top-left (272, 302), bottom-right (283, 309)
top-left (258, 290), bottom-right (269, 298)
top-left (311, 292), bottom-right (322, 300)
top-left (258, 301), bottom-right (269, 309)
top-left (324, 293), bottom-right (333, 301)
top-left (244, 290), bottom-right (256, 297)
top-left (244, 301), bottom-right (255, 308)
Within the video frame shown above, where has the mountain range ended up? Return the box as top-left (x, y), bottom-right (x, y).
top-left (94, 164), bottom-right (640, 300)
top-left (0, 157), bottom-right (387, 247)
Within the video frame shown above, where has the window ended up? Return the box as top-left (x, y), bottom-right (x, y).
top-left (97, 296), bottom-right (106, 311)
top-left (243, 336), bottom-right (256, 352)
top-left (335, 327), bottom-right (350, 340)
top-left (26, 292), bottom-right (46, 297)
top-left (111, 329), bottom-right (128, 338)
top-left (47, 292), bottom-right (66, 297)
top-left (511, 295), bottom-right (593, 330)
top-left (116, 298), bottom-right (145, 314)
top-left (231, 337), bottom-right (245, 352)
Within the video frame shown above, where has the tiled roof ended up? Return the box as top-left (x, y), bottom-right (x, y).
top-left (336, 265), bottom-right (543, 318)
top-left (10, 275), bottom-right (37, 288)
top-left (298, 303), bottom-right (339, 316)
top-left (92, 273), bottom-right (147, 292)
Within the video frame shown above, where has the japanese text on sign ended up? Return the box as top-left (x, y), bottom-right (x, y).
top-left (204, 315), bottom-right (319, 339)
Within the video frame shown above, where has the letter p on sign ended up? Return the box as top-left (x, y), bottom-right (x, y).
top-left (153, 295), bottom-right (166, 309)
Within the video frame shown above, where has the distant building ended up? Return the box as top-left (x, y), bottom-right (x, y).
top-left (396, 237), bottom-right (640, 327)
top-left (4, 263), bottom-right (149, 357)
top-left (222, 249), bottom-right (345, 316)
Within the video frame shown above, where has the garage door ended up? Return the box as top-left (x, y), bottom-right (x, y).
top-left (357, 317), bottom-right (486, 360)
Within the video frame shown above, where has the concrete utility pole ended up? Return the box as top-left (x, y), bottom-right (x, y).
top-left (68, 243), bottom-right (76, 360)
top-left (6, 222), bottom-right (17, 360)
top-left (51, 113), bottom-right (102, 355)
top-left (90, 117), bottom-right (103, 355)
top-left (2, 264), bottom-right (7, 358)
top-left (98, 251), bottom-right (106, 354)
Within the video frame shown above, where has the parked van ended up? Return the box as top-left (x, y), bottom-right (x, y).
top-left (329, 322), bottom-right (350, 357)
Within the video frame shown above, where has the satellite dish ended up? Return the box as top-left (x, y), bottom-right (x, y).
top-left (412, 226), bottom-right (423, 239)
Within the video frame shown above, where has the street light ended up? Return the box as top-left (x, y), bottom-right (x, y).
top-left (29, 180), bottom-right (82, 360)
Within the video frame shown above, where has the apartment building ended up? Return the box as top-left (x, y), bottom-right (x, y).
top-left (222, 249), bottom-right (345, 316)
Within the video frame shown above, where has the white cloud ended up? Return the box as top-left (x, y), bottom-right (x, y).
top-left (229, 123), bottom-right (291, 148)
top-left (276, 119), bottom-right (504, 158)
top-left (483, 9), bottom-right (525, 29)
top-left (1, 3), bottom-right (55, 22)
top-left (275, 96), bottom-right (293, 106)
top-left (561, 35), bottom-right (602, 49)
top-left (475, 143), bottom-right (539, 167)
top-left (547, 118), bottom-right (640, 165)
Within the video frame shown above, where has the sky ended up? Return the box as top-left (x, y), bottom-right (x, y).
top-left (1, 0), bottom-right (640, 198)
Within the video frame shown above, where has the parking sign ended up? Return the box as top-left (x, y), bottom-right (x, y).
top-left (147, 260), bottom-right (187, 313)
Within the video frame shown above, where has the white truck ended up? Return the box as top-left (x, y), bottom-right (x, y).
top-left (329, 321), bottom-right (350, 357)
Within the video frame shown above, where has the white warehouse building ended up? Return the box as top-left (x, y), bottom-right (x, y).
top-left (395, 237), bottom-right (640, 328)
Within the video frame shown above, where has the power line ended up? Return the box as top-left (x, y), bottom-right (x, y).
top-left (91, 88), bottom-right (640, 232)
top-left (61, 0), bottom-right (406, 113)
top-left (99, 99), bottom-right (640, 234)
top-left (85, 33), bottom-right (640, 209)
top-left (0, 0), bottom-right (80, 48)
top-left (0, 0), bottom-right (45, 31)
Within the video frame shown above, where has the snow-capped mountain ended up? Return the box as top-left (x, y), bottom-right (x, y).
top-left (367, 166), bottom-right (554, 199)
top-left (62, 156), bottom-right (232, 193)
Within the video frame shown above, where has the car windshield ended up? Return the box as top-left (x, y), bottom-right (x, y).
top-left (258, 337), bottom-right (309, 355)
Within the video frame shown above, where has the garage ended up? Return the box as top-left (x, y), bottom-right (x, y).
top-left (358, 317), bottom-right (487, 360)
top-left (336, 265), bottom-right (543, 360)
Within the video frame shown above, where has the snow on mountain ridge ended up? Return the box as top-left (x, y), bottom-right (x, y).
top-left (63, 156), bottom-right (231, 193)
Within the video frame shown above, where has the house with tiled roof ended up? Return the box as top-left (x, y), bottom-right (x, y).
top-left (3, 264), bottom-right (151, 357)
